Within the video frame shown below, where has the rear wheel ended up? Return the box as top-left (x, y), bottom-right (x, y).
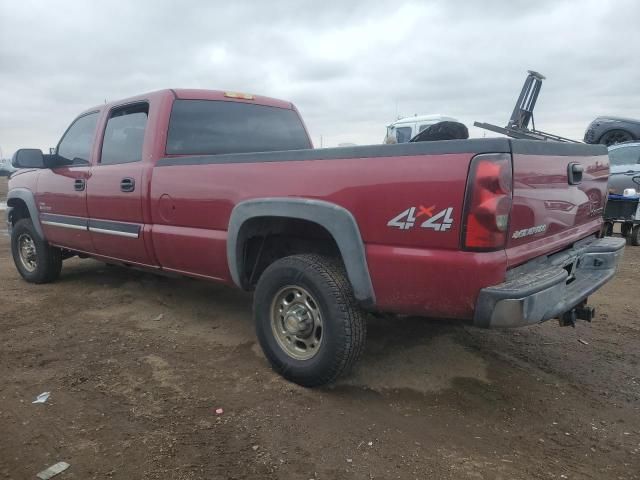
top-left (11, 218), bottom-right (62, 283)
top-left (631, 225), bottom-right (640, 246)
top-left (602, 221), bottom-right (614, 237)
top-left (253, 254), bottom-right (366, 387)
top-left (599, 129), bottom-right (634, 146)
top-left (621, 222), bottom-right (633, 238)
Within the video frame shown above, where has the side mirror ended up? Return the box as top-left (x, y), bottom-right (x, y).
top-left (12, 149), bottom-right (45, 169)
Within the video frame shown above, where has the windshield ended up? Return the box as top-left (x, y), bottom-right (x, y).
top-left (394, 126), bottom-right (412, 143)
top-left (609, 145), bottom-right (640, 167)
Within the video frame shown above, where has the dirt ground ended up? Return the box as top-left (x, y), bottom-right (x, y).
top-left (0, 176), bottom-right (638, 480)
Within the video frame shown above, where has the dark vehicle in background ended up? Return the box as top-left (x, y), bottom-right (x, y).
top-left (0, 158), bottom-right (17, 176)
top-left (608, 142), bottom-right (640, 194)
top-left (603, 142), bottom-right (640, 245)
top-left (584, 117), bottom-right (640, 146)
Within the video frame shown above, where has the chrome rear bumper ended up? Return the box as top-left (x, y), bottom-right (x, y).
top-left (474, 236), bottom-right (626, 328)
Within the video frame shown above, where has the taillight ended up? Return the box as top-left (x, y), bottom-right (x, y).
top-left (461, 153), bottom-right (513, 251)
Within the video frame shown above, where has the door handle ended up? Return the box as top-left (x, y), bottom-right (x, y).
top-left (74, 179), bottom-right (86, 191)
top-left (120, 177), bottom-right (135, 192)
top-left (567, 163), bottom-right (584, 185)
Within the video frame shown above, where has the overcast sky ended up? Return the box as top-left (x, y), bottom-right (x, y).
top-left (1, 0), bottom-right (639, 157)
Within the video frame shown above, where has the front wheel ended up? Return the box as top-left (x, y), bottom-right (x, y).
top-left (253, 254), bottom-right (366, 387)
top-left (11, 218), bottom-right (62, 283)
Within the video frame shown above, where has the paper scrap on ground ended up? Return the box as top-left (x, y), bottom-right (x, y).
top-left (32, 392), bottom-right (51, 404)
top-left (37, 462), bottom-right (70, 479)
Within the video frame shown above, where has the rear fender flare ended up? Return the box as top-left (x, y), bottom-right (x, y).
top-left (6, 188), bottom-right (45, 239)
top-left (227, 198), bottom-right (375, 307)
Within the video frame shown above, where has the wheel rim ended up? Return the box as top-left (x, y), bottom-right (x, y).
top-left (270, 285), bottom-right (323, 360)
top-left (17, 233), bottom-right (37, 272)
top-left (603, 130), bottom-right (632, 146)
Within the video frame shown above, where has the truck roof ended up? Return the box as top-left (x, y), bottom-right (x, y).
top-left (80, 88), bottom-right (294, 117)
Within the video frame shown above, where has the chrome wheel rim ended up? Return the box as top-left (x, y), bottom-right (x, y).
top-left (18, 233), bottom-right (37, 272)
top-left (270, 285), bottom-right (323, 360)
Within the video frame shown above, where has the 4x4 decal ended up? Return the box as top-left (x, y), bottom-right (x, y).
top-left (387, 205), bottom-right (454, 231)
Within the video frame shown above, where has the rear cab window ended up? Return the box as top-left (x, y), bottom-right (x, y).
top-left (166, 100), bottom-right (311, 156)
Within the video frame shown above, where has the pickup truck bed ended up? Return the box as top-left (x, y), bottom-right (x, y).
top-left (7, 89), bottom-right (625, 386)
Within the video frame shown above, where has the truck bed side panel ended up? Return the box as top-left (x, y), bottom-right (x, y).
top-left (149, 146), bottom-right (497, 316)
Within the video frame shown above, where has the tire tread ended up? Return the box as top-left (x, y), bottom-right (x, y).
top-left (255, 254), bottom-right (366, 387)
top-left (11, 218), bottom-right (62, 284)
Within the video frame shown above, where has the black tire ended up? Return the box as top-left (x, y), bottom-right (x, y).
top-left (254, 254), bottom-right (366, 387)
top-left (631, 225), bottom-right (640, 246)
top-left (602, 221), bottom-right (614, 237)
top-left (621, 222), bottom-right (633, 238)
top-left (599, 129), bottom-right (634, 146)
top-left (11, 218), bottom-right (62, 283)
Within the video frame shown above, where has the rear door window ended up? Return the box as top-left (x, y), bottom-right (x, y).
top-left (100, 103), bottom-right (148, 165)
top-left (166, 100), bottom-right (311, 155)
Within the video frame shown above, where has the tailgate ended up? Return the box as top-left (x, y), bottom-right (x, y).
top-left (506, 141), bottom-right (609, 267)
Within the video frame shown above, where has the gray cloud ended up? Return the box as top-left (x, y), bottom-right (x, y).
top-left (1, 0), bottom-right (639, 156)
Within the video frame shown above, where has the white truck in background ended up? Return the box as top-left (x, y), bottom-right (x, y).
top-left (385, 114), bottom-right (459, 143)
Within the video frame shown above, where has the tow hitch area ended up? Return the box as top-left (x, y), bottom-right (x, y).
top-left (559, 302), bottom-right (596, 327)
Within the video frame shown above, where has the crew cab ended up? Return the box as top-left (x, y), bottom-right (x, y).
top-left (7, 89), bottom-right (625, 386)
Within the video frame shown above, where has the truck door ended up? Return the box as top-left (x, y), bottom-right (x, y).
top-left (36, 111), bottom-right (99, 252)
top-left (86, 102), bottom-right (152, 266)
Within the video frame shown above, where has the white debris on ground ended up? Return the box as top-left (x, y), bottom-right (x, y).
top-left (36, 461), bottom-right (70, 479)
top-left (32, 392), bottom-right (51, 404)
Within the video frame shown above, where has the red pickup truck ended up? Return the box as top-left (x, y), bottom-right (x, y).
top-left (7, 89), bottom-right (625, 386)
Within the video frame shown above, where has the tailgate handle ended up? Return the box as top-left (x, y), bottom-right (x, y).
top-left (568, 163), bottom-right (584, 185)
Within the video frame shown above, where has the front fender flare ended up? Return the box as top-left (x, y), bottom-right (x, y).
top-left (227, 198), bottom-right (375, 307)
top-left (6, 188), bottom-right (45, 239)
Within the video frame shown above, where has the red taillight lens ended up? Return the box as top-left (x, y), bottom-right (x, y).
top-left (461, 153), bottom-right (513, 251)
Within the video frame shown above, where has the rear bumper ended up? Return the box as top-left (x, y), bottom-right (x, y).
top-left (474, 236), bottom-right (625, 328)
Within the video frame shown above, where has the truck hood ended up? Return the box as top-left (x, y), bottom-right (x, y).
top-left (9, 168), bottom-right (39, 178)
top-left (593, 116), bottom-right (640, 125)
top-left (610, 164), bottom-right (640, 174)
